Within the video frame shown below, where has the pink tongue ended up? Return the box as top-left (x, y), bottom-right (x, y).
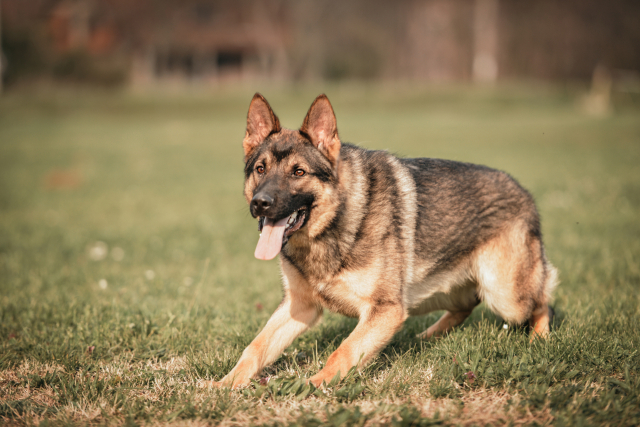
top-left (254, 216), bottom-right (290, 260)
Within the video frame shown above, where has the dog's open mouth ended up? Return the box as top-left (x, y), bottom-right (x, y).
top-left (254, 208), bottom-right (307, 260)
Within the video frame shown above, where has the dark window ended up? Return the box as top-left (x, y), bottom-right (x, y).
top-left (217, 51), bottom-right (242, 70)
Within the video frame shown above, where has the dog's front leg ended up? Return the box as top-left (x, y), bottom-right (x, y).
top-left (208, 297), bottom-right (321, 389)
top-left (308, 303), bottom-right (406, 387)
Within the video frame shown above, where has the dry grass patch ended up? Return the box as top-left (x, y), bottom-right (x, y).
top-left (0, 361), bottom-right (64, 407)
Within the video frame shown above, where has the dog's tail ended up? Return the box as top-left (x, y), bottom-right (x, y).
top-left (542, 260), bottom-right (559, 307)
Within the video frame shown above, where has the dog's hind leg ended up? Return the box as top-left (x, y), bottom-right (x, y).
top-left (529, 262), bottom-right (558, 340)
top-left (474, 221), bottom-right (558, 340)
top-left (529, 305), bottom-right (553, 339)
top-left (417, 309), bottom-right (474, 339)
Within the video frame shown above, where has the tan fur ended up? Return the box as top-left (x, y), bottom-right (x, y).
top-left (418, 310), bottom-right (476, 339)
top-left (530, 306), bottom-right (553, 340)
top-left (387, 156), bottom-right (418, 284)
top-left (473, 221), bottom-right (545, 324)
top-left (308, 302), bottom-right (406, 387)
top-left (206, 93), bottom-right (558, 390)
top-left (206, 264), bottom-right (321, 388)
top-left (411, 221), bottom-right (558, 339)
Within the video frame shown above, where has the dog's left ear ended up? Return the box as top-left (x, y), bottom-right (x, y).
top-left (300, 94), bottom-right (341, 168)
top-left (243, 93), bottom-right (281, 160)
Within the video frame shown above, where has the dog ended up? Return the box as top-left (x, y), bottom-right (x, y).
top-left (209, 93), bottom-right (557, 388)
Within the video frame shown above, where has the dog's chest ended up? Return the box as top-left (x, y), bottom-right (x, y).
top-left (310, 265), bottom-right (383, 318)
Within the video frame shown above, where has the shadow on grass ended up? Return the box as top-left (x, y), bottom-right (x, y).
top-left (306, 303), bottom-right (566, 375)
top-left (187, 300), bottom-right (568, 383)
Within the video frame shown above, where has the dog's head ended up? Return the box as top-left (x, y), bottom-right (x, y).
top-left (243, 93), bottom-right (342, 260)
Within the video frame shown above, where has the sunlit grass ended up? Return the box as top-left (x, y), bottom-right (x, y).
top-left (1, 84), bottom-right (639, 425)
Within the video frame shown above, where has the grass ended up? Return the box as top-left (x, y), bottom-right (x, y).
top-left (0, 83), bottom-right (639, 426)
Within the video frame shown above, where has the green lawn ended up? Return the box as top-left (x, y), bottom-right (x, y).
top-left (1, 84), bottom-right (639, 426)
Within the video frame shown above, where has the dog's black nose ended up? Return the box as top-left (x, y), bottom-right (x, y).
top-left (251, 193), bottom-right (274, 216)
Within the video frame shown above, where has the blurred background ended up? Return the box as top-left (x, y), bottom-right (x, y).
top-left (2, 0), bottom-right (640, 93)
top-left (1, 1), bottom-right (640, 322)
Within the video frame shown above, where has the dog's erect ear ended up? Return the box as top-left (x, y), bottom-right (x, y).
top-left (243, 93), bottom-right (281, 160)
top-left (300, 94), bottom-right (341, 168)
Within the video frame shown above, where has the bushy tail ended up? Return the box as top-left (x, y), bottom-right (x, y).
top-left (543, 261), bottom-right (559, 305)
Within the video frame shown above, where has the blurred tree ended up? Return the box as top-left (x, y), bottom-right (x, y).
top-left (1, 0), bottom-right (640, 87)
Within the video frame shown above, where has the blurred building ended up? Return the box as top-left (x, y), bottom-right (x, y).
top-left (1, 0), bottom-right (640, 87)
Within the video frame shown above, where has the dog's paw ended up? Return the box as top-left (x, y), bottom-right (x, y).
top-left (416, 329), bottom-right (439, 340)
top-left (308, 370), bottom-right (341, 388)
top-left (416, 331), bottom-right (429, 340)
top-left (307, 376), bottom-right (324, 388)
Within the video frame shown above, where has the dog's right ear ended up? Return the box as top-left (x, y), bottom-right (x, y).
top-left (243, 93), bottom-right (281, 160)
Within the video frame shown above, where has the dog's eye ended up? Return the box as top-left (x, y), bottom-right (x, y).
top-left (294, 169), bottom-right (305, 177)
top-left (256, 165), bottom-right (265, 174)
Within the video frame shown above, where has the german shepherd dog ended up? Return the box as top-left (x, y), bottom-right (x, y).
top-left (209, 93), bottom-right (557, 388)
